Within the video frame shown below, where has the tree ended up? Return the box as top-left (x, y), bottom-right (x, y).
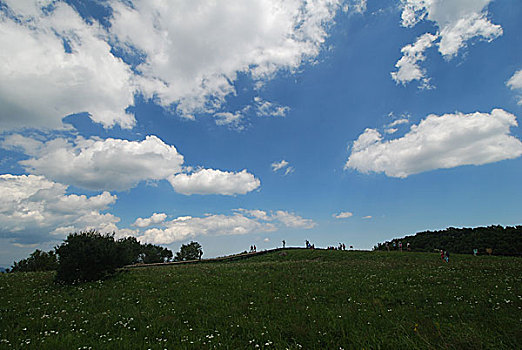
top-left (116, 236), bottom-right (143, 265)
top-left (11, 249), bottom-right (58, 273)
top-left (175, 241), bottom-right (203, 261)
top-left (55, 230), bottom-right (121, 284)
top-left (140, 243), bottom-right (173, 264)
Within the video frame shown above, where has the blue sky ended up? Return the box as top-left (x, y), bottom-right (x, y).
top-left (1, 0), bottom-right (521, 266)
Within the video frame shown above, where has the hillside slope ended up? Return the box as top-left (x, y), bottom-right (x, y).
top-left (1, 249), bottom-right (521, 349)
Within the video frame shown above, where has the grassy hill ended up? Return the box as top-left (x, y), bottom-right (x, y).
top-left (1, 249), bottom-right (521, 349)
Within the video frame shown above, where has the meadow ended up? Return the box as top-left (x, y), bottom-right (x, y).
top-left (0, 249), bottom-right (521, 349)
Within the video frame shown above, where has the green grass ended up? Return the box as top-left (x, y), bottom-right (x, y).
top-left (1, 249), bottom-right (521, 349)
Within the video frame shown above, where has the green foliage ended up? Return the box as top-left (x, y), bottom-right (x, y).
top-left (174, 241), bottom-right (202, 261)
top-left (376, 225), bottom-right (522, 255)
top-left (54, 231), bottom-right (173, 284)
top-left (1, 250), bottom-right (521, 348)
top-left (116, 237), bottom-right (143, 266)
top-left (10, 249), bottom-right (58, 273)
top-left (140, 243), bottom-right (173, 264)
top-left (54, 230), bottom-right (122, 284)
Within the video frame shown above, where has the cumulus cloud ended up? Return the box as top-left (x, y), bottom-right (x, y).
top-left (334, 211), bottom-right (353, 219)
top-left (168, 169), bottom-right (260, 195)
top-left (132, 213), bottom-right (167, 228)
top-left (507, 69), bottom-right (522, 105)
top-left (393, 0), bottom-right (502, 86)
top-left (10, 135), bottom-right (184, 191)
top-left (362, 215), bottom-right (372, 219)
top-left (391, 33), bottom-right (437, 86)
top-left (0, 174), bottom-right (119, 243)
top-left (346, 109), bottom-right (522, 177)
top-left (0, 0), bottom-right (340, 130)
top-left (137, 209), bottom-right (315, 244)
top-left (110, 0), bottom-right (340, 118)
top-left (0, 1), bottom-right (137, 130)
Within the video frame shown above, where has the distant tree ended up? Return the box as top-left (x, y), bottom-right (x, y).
top-left (376, 225), bottom-right (522, 256)
top-left (10, 249), bottom-right (58, 273)
top-left (141, 243), bottom-right (173, 264)
top-left (175, 241), bottom-right (203, 261)
top-left (55, 230), bottom-right (121, 284)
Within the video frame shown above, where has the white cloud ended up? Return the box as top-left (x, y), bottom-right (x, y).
top-left (438, 12), bottom-right (502, 58)
top-left (213, 112), bottom-right (244, 129)
top-left (271, 159), bottom-right (294, 175)
top-left (272, 160), bottom-right (289, 172)
top-left (110, 0), bottom-right (340, 118)
top-left (362, 215), bottom-right (372, 219)
top-left (391, 33), bottom-right (437, 85)
top-left (395, 0), bottom-right (502, 86)
top-left (136, 209), bottom-right (315, 244)
top-left (132, 213), bottom-right (167, 228)
top-left (13, 135), bottom-right (184, 191)
top-left (507, 69), bottom-right (522, 105)
top-left (0, 174), bottom-right (119, 243)
top-left (0, 0), bottom-right (340, 130)
top-left (384, 128), bottom-right (398, 134)
top-left (334, 211), bottom-right (353, 219)
top-left (387, 118), bottom-right (410, 128)
top-left (346, 109), bottom-right (522, 177)
top-left (263, 237), bottom-right (270, 242)
top-left (168, 169), bottom-right (260, 195)
top-left (254, 97), bottom-right (290, 118)
top-left (0, 1), bottom-right (137, 130)
top-left (272, 210), bottom-right (316, 229)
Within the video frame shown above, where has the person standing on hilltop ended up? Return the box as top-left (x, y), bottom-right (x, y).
top-left (445, 251), bottom-right (450, 263)
top-left (440, 250), bottom-right (444, 261)
top-left (282, 240), bottom-right (286, 248)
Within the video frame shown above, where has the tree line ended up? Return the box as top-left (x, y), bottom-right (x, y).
top-left (9, 230), bottom-right (203, 284)
top-left (374, 225), bottom-right (522, 256)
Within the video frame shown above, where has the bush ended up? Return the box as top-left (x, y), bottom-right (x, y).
top-left (11, 249), bottom-right (58, 273)
top-left (55, 230), bottom-right (122, 284)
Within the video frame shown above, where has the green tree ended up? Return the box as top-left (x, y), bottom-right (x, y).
top-left (175, 241), bottom-right (203, 261)
top-left (11, 249), bottom-right (58, 272)
top-left (140, 243), bottom-right (173, 264)
top-left (55, 230), bottom-right (121, 284)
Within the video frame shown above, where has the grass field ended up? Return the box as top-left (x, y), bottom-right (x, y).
top-left (1, 249), bottom-right (521, 349)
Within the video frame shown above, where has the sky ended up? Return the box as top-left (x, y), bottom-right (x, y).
top-left (1, 0), bottom-right (521, 267)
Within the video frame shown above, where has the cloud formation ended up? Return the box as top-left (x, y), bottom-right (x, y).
top-left (109, 0), bottom-right (340, 118)
top-left (271, 160), bottom-right (294, 175)
top-left (507, 69), bottom-right (522, 105)
top-left (0, 174), bottom-right (119, 243)
top-left (0, 1), bottom-right (137, 130)
top-left (6, 135), bottom-right (184, 191)
top-left (0, 0), bottom-right (340, 130)
top-left (133, 213), bottom-right (168, 228)
top-left (3, 134), bottom-right (260, 195)
top-left (333, 211), bottom-right (353, 219)
top-left (136, 209), bottom-right (315, 244)
top-left (346, 109), bottom-right (522, 177)
top-left (393, 0), bottom-right (502, 86)
top-left (168, 169), bottom-right (261, 196)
